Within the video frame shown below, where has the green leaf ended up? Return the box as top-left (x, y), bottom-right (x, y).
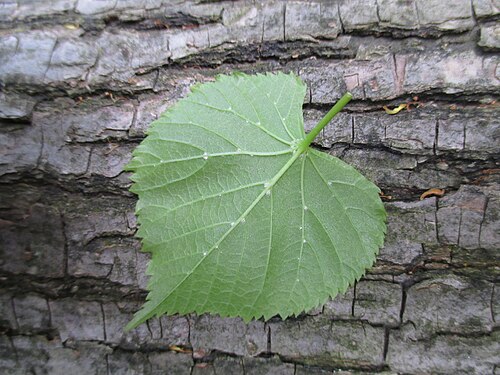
top-left (125, 72), bottom-right (386, 330)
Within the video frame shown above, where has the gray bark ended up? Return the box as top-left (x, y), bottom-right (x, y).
top-left (0, 1), bottom-right (499, 374)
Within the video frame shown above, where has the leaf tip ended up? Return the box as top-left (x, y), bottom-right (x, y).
top-left (124, 316), bottom-right (141, 332)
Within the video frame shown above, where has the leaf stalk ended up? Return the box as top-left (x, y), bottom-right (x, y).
top-left (300, 92), bottom-right (353, 151)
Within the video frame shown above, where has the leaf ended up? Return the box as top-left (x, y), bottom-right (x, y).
top-left (125, 72), bottom-right (386, 330)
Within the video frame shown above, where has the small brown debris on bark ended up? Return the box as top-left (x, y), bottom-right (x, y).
top-left (383, 103), bottom-right (407, 114)
top-left (168, 345), bottom-right (192, 353)
top-left (420, 188), bottom-right (445, 200)
top-left (379, 191), bottom-right (393, 200)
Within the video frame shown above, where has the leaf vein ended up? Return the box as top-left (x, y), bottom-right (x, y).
top-left (308, 155), bottom-right (369, 258)
top-left (139, 182), bottom-right (265, 223)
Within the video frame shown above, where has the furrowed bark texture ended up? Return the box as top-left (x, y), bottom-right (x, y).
top-left (1, 1), bottom-right (499, 374)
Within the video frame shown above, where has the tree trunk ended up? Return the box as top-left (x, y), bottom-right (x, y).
top-left (0, 1), bottom-right (498, 374)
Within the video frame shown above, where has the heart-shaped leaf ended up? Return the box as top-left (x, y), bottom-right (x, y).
top-left (125, 72), bottom-right (386, 330)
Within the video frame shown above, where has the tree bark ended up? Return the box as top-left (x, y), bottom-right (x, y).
top-left (0, 1), bottom-right (498, 374)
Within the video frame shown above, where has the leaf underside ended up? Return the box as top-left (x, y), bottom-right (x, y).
top-left (125, 72), bottom-right (386, 330)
